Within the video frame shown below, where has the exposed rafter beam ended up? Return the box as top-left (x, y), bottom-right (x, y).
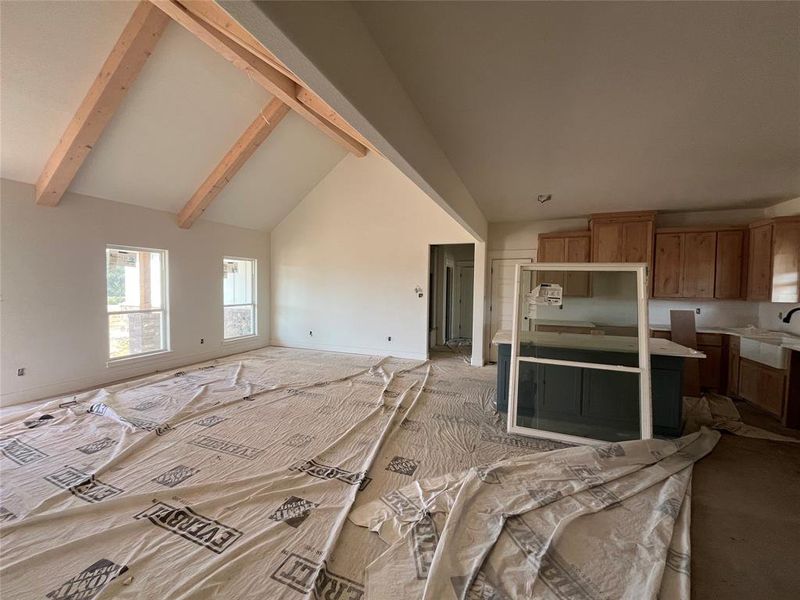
top-left (177, 1), bottom-right (378, 154)
top-left (35, 2), bottom-right (169, 206)
top-left (151, 0), bottom-right (367, 157)
top-left (177, 98), bottom-right (289, 229)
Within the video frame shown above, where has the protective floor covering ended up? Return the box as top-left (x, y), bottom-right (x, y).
top-left (0, 347), bottom-right (718, 599)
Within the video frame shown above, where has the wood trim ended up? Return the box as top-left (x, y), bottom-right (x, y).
top-left (35, 2), bottom-right (169, 206)
top-left (589, 211), bottom-right (657, 223)
top-left (150, 0), bottom-right (367, 157)
top-left (538, 229), bottom-right (591, 240)
top-left (177, 98), bottom-right (290, 229)
top-left (656, 224), bottom-right (748, 234)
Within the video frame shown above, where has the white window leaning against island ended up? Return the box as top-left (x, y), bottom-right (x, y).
top-left (106, 246), bottom-right (169, 360)
top-left (223, 258), bottom-right (256, 340)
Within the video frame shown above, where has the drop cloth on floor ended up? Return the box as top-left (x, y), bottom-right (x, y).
top-left (1, 347), bottom-right (717, 599)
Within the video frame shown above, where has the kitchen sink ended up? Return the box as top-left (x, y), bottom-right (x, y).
top-left (739, 337), bottom-right (790, 369)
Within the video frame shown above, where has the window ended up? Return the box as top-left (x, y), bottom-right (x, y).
top-left (223, 258), bottom-right (256, 339)
top-left (106, 246), bottom-right (168, 360)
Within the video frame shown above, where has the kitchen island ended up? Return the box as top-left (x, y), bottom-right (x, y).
top-left (492, 330), bottom-right (705, 439)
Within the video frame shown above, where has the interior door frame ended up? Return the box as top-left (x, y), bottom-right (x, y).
top-left (454, 260), bottom-right (474, 339)
top-left (507, 262), bottom-right (653, 445)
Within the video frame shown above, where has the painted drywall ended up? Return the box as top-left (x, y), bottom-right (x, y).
top-left (221, 0), bottom-right (488, 241)
top-left (270, 153), bottom-right (476, 360)
top-left (0, 179), bottom-right (269, 406)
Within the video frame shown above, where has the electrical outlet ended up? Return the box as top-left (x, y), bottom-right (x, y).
top-left (309, 330), bottom-right (313, 337)
top-left (17, 368), bottom-right (25, 376)
top-left (695, 308), bottom-right (701, 315)
top-left (200, 338), bottom-right (204, 344)
top-left (388, 336), bottom-right (392, 342)
top-left (779, 312), bottom-right (784, 320)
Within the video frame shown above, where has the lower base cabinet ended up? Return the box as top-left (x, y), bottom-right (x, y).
top-left (738, 358), bottom-right (786, 418)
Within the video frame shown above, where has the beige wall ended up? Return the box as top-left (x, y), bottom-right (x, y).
top-left (270, 153), bottom-right (477, 360)
top-left (0, 179), bottom-right (269, 406)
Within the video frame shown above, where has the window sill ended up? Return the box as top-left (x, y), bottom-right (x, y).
top-left (106, 350), bottom-right (172, 368)
top-left (222, 335), bottom-right (259, 345)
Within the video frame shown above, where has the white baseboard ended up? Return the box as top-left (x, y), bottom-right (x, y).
top-left (269, 338), bottom-right (428, 361)
top-left (1, 340), bottom-right (268, 407)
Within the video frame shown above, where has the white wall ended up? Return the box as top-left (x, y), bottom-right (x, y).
top-left (270, 153), bottom-right (476, 360)
top-left (0, 179), bottom-right (269, 406)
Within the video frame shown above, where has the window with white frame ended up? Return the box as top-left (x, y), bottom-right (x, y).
top-left (223, 258), bottom-right (256, 339)
top-left (106, 246), bottom-right (168, 360)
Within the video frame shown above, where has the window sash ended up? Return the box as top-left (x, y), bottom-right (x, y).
top-left (106, 246), bottom-right (169, 359)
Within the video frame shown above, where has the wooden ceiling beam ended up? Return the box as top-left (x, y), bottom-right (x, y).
top-left (35, 2), bottom-right (169, 206)
top-left (178, 1), bottom-right (377, 154)
top-left (151, 0), bottom-right (367, 157)
top-left (177, 98), bottom-right (290, 229)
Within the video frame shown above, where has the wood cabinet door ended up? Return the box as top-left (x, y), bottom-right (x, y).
top-left (537, 236), bottom-right (566, 288)
top-left (698, 344), bottom-right (722, 392)
top-left (758, 366), bottom-right (785, 417)
top-left (682, 232), bottom-right (717, 298)
top-left (747, 224), bottom-right (773, 300)
top-left (715, 230), bottom-right (746, 299)
top-left (592, 222), bottom-right (623, 262)
top-left (738, 358), bottom-right (760, 403)
top-left (622, 221), bottom-right (653, 263)
top-left (653, 233), bottom-right (684, 297)
top-left (564, 235), bottom-right (591, 296)
top-left (727, 336), bottom-right (740, 396)
top-left (771, 221), bottom-right (800, 303)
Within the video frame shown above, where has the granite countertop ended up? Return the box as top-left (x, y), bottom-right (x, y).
top-left (491, 330), bottom-right (705, 359)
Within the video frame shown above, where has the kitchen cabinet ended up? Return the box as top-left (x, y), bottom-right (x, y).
top-left (696, 333), bottom-right (724, 392)
top-left (747, 217), bottom-right (800, 303)
top-left (537, 230), bottom-right (591, 296)
top-left (715, 230), bottom-right (747, 299)
top-left (590, 211), bottom-right (656, 264)
top-left (653, 227), bottom-right (747, 299)
top-left (727, 335), bottom-right (740, 397)
top-left (739, 358), bottom-right (786, 418)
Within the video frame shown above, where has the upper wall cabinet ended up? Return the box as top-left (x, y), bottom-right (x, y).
top-left (590, 211), bottom-right (656, 293)
top-left (747, 217), bottom-right (800, 302)
top-left (653, 227), bottom-right (747, 299)
top-left (537, 230), bottom-right (591, 296)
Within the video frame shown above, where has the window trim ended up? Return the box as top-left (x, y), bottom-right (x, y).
top-left (222, 256), bottom-right (257, 341)
top-left (106, 244), bottom-right (170, 362)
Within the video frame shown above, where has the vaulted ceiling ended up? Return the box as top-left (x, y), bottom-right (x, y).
top-left (0, 0), bottom-right (348, 231)
top-left (355, 1), bottom-right (800, 222)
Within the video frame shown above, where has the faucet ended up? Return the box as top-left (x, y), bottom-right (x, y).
top-left (783, 307), bottom-right (800, 323)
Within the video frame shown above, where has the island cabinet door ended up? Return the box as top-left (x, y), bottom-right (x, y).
top-left (727, 335), bottom-right (741, 396)
top-left (682, 232), bottom-right (717, 298)
top-left (581, 369), bottom-right (640, 423)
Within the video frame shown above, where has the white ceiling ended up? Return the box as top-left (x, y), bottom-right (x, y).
top-left (0, 0), bottom-right (346, 231)
top-left (355, 1), bottom-right (800, 222)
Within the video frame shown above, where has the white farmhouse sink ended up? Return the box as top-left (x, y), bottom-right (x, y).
top-left (739, 337), bottom-right (790, 369)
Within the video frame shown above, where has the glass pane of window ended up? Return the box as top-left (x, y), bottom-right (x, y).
top-left (107, 248), bottom-right (163, 312)
top-left (527, 269), bottom-right (641, 366)
top-left (514, 361), bottom-right (641, 442)
top-left (109, 312), bottom-right (164, 359)
top-left (223, 259), bottom-right (253, 306)
top-left (224, 305), bottom-right (254, 339)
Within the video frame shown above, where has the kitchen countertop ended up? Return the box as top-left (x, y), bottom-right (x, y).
top-left (649, 324), bottom-right (800, 351)
top-left (491, 330), bottom-right (705, 359)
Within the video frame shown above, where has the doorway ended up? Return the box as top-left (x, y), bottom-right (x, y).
top-left (429, 244), bottom-right (475, 357)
